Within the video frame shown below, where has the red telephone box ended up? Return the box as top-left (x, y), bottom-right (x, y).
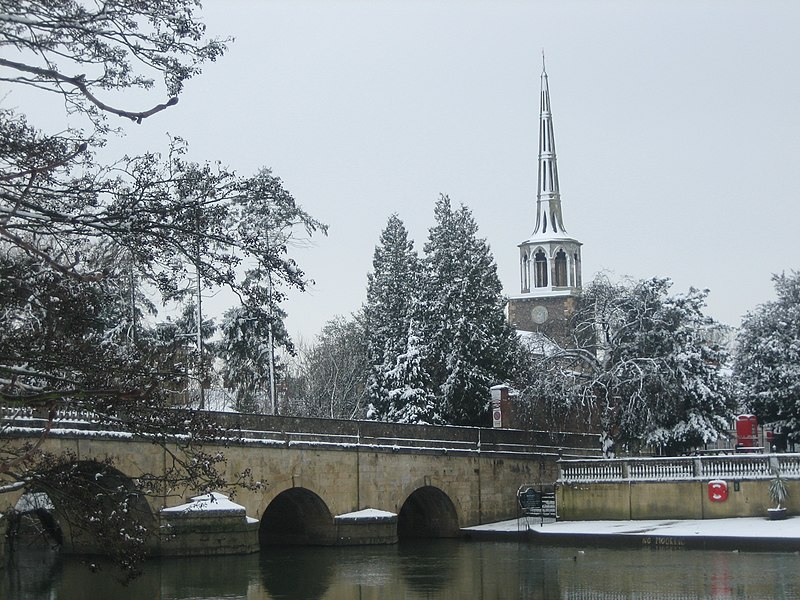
top-left (736, 415), bottom-right (758, 448)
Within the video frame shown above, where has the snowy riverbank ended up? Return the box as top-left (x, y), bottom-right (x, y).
top-left (462, 516), bottom-right (800, 551)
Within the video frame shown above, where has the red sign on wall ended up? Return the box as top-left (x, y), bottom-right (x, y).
top-left (708, 480), bottom-right (728, 502)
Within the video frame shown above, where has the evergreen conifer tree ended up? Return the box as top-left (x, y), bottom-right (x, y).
top-left (419, 195), bottom-right (521, 425)
top-left (384, 321), bottom-right (442, 424)
top-left (364, 214), bottom-right (420, 419)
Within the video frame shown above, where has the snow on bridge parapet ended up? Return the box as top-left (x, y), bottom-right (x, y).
top-left (1, 400), bottom-right (603, 459)
top-left (559, 453), bottom-right (800, 483)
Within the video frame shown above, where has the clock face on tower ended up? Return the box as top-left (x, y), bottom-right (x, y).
top-left (531, 305), bottom-right (549, 325)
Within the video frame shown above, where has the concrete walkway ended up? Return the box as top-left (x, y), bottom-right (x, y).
top-left (462, 516), bottom-right (800, 551)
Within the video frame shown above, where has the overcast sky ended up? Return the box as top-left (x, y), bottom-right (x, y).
top-left (13, 1), bottom-right (800, 343)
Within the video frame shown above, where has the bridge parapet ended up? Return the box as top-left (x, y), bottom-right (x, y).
top-left (2, 401), bottom-right (601, 458)
top-left (173, 411), bottom-right (601, 458)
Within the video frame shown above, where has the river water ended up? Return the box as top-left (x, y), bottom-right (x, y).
top-left (3, 540), bottom-right (800, 600)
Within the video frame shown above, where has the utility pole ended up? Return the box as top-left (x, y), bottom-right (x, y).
top-left (266, 233), bottom-right (277, 415)
top-left (196, 256), bottom-right (205, 410)
top-left (195, 202), bottom-right (205, 410)
top-left (129, 252), bottom-right (137, 345)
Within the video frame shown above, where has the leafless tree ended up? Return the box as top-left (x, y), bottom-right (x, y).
top-left (282, 315), bottom-right (369, 419)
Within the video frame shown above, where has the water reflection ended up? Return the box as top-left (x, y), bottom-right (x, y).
top-left (260, 546), bottom-right (336, 599)
top-left (3, 542), bottom-right (800, 599)
top-left (552, 546), bottom-right (800, 599)
top-left (397, 541), bottom-right (458, 593)
top-left (2, 549), bottom-right (62, 600)
top-left (3, 549), bottom-right (160, 600)
top-left (161, 554), bottom-right (250, 599)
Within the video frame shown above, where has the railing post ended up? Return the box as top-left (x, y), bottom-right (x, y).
top-left (693, 456), bottom-right (702, 477)
top-left (621, 460), bottom-right (630, 479)
top-left (769, 454), bottom-right (780, 474)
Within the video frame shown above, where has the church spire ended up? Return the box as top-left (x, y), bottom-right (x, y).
top-left (532, 56), bottom-right (567, 236)
top-left (507, 58), bottom-right (583, 336)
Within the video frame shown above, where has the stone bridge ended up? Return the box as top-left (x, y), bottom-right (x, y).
top-left (2, 408), bottom-right (599, 554)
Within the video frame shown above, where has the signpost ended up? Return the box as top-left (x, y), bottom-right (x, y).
top-left (517, 485), bottom-right (556, 525)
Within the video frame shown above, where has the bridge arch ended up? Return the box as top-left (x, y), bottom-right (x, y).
top-left (9, 491), bottom-right (63, 551)
top-left (397, 485), bottom-right (460, 539)
top-left (259, 487), bottom-right (336, 546)
top-left (9, 460), bottom-right (155, 555)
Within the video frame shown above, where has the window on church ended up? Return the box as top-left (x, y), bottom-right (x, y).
top-left (534, 250), bottom-right (548, 287)
top-left (554, 249), bottom-right (567, 287)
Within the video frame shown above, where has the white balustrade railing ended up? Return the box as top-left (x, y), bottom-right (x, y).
top-left (561, 460), bottom-right (624, 481)
top-left (560, 453), bottom-right (796, 482)
top-left (777, 455), bottom-right (800, 476)
top-left (628, 458), bottom-right (695, 480)
top-left (1, 403), bottom-right (34, 419)
top-left (0, 401), bottom-right (95, 423)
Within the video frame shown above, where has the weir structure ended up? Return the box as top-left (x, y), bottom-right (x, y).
top-left (1, 406), bottom-right (599, 556)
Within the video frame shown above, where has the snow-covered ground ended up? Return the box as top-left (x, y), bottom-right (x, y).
top-left (465, 516), bottom-right (800, 539)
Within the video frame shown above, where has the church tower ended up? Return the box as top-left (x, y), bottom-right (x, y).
top-left (507, 61), bottom-right (583, 342)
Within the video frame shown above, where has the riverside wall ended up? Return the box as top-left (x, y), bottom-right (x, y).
top-left (557, 454), bottom-right (800, 520)
top-left (558, 479), bottom-right (800, 520)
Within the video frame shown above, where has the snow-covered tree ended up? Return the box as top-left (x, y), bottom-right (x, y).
top-left (156, 299), bottom-right (219, 391)
top-left (213, 169), bottom-right (328, 416)
top-left (383, 321), bottom-right (442, 425)
top-left (364, 215), bottom-right (420, 419)
top-left (418, 195), bottom-right (522, 426)
top-left (219, 302), bottom-right (291, 414)
top-left (522, 275), bottom-right (735, 455)
top-left (0, 2), bottom-right (323, 574)
top-left (515, 339), bottom-right (596, 436)
top-left (735, 272), bottom-right (800, 442)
